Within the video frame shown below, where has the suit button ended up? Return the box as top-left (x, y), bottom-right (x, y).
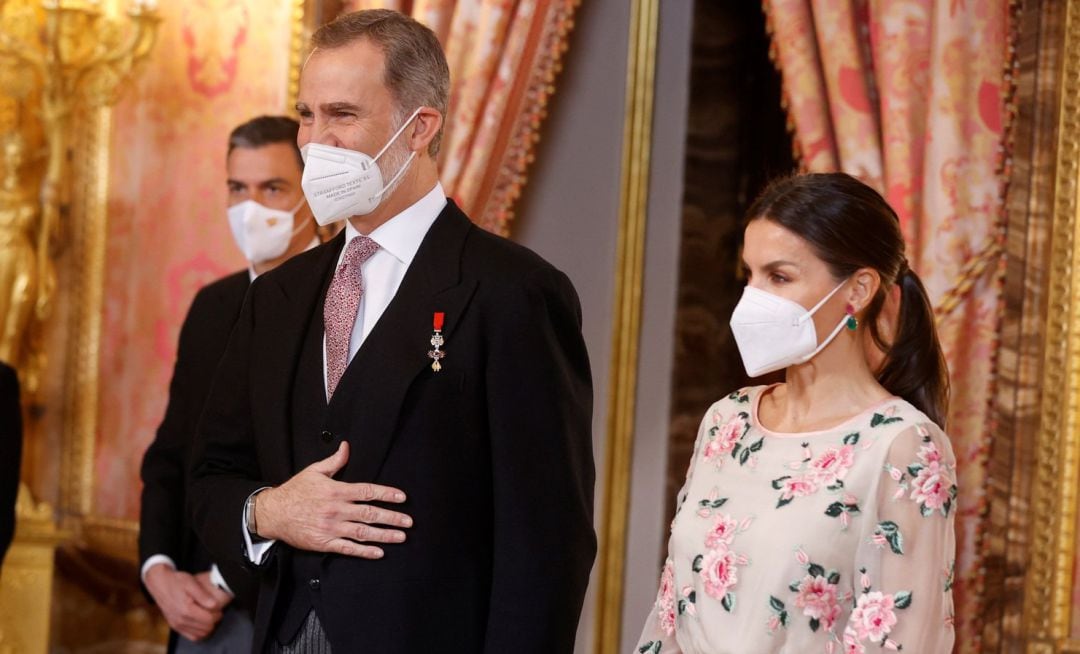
top-left (308, 577), bottom-right (320, 591)
top-left (320, 430), bottom-right (333, 443)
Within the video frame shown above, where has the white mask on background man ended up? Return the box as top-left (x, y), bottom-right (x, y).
top-left (300, 107), bottom-right (422, 225)
top-left (729, 281), bottom-right (849, 377)
top-left (227, 197), bottom-right (308, 264)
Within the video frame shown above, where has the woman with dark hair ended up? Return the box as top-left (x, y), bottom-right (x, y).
top-left (637, 173), bottom-right (956, 653)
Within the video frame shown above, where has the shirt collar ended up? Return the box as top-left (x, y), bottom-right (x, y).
top-left (343, 182), bottom-right (447, 265)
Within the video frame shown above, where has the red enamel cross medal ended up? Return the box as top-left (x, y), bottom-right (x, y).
top-left (427, 312), bottom-right (446, 372)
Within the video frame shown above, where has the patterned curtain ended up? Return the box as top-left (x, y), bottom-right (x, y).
top-left (761, 1), bottom-right (1015, 651)
top-left (342, 0), bottom-right (579, 235)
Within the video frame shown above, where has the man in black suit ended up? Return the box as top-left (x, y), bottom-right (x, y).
top-left (139, 116), bottom-right (318, 652)
top-left (190, 9), bottom-right (596, 654)
top-left (0, 361), bottom-right (21, 569)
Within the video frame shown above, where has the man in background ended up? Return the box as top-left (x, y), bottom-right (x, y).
top-left (0, 360), bottom-right (20, 569)
top-left (139, 116), bottom-right (319, 652)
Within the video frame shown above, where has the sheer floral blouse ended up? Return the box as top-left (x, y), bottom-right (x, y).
top-left (636, 385), bottom-right (956, 654)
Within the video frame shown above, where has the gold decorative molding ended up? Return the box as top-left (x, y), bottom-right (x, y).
top-left (285, 0), bottom-right (309, 114)
top-left (593, 0), bottom-right (658, 652)
top-left (1021, 0), bottom-right (1080, 648)
top-left (59, 105), bottom-right (112, 520)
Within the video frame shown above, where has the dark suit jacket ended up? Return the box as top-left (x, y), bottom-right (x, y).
top-left (139, 270), bottom-right (258, 628)
top-left (0, 361), bottom-right (21, 568)
top-left (190, 201), bottom-right (596, 654)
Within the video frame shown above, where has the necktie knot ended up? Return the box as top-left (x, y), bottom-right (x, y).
top-left (343, 235), bottom-right (380, 270)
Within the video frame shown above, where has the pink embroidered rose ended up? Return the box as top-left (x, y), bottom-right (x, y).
top-left (793, 575), bottom-right (840, 628)
top-left (658, 600), bottom-right (676, 636)
top-left (910, 461), bottom-right (952, 511)
top-left (655, 561), bottom-right (676, 635)
top-left (849, 591), bottom-right (898, 642)
top-left (705, 514), bottom-right (739, 548)
top-left (918, 440), bottom-right (943, 465)
top-left (700, 546), bottom-right (740, 599)
top-left (843, 633), bottom-right (866, 654)
top-left (810, 445), bottom-right (855, 486)
top-left (703, 416), bottom-right (743, 463)
top-left (780, 476), bottom-right (818, 501)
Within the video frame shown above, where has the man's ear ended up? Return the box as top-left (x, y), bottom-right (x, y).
top-left (408, 107), bottom-right (444, 154)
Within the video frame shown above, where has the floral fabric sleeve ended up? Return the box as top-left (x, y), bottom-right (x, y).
top-left (635, 398), bottom-right (731, 653)
top-left (846, 423), bottom-right (956, 653)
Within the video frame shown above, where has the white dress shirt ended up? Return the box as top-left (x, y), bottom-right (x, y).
top-left (243, 182), bottom-right (447, 564)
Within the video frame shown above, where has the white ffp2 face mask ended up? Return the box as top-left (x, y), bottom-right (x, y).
top-left (729, 281), bottom-right (849, 377)
top-left (299, 107), bottom-right (422, 226)
top-left (227, 197), bottom-right (308, 264)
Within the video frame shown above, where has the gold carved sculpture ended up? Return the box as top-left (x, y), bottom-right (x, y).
top-left (0, 0), bottom-right (158, 394)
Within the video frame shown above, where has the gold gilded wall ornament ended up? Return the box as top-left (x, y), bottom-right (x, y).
top-left (0, 0), bottom-right (159, 395)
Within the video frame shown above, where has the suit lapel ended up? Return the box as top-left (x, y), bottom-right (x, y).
top-left (260, 232), bottom-right (344, 481)
top-left (334, 201), bottom-right (478, 483)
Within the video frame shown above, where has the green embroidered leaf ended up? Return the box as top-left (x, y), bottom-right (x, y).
top-left (808, 563), bottom-right (825, 578)
top-left (789, 581), bottom-right (801, 592)
top-left (736, 394), bottom-right (750, 404)
top-left (942, 498), bottom-right (952, 517)
top-left (809, 617), bottom-right (820, 632)
top-left (677, 599), bottom-right (686, 615)
top-left (827, 481), bottom-right (845, 491)
top-left (708, 426), bottom-right (718, 437)
top-left (894, 590), bottom-right (913, 609)
top-left (769, 595), bottom-right (785, 612)
top-left (907, 463), bottom-right (924, 477)
top-left (772, 475), bottom-right (791, 490)
top-left (779, 610), bottom-right (788, 627)
top-left (846, 502), bottom-right (861, 514)
top-left (692, 554), bottom-right (704, 573)
top-left (824, 502), bottom-right (845, 517)
top-left (731, 442), bottom-right (742, 458)
top-left (871, 413), bottom-right (903, 427)
top-left (710, 498), bottom-right (728, 508)
top-left (739, 448), bottom-right (751, 465)
top-left (749, 437), bottom-right (765, 452)
top-left (688, 590), bottom-right (696, 603)
top-left (776, 496), bottom-right (793, 509)
top-left (722, 592), bottom-right (736, 612)
top-left (827, 571), bottom-right (841, 585)
top-left (843, 432), bottom-right (860, 445)
top-left (639, 641), bottom-right (662, 654)
top-left (920, 503), bottom-right (934, 518)
top-left (877, 521), bottom-right (905, 555)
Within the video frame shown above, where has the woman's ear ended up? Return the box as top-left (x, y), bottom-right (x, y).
top-left (849, 268), bottom-right (881, 313)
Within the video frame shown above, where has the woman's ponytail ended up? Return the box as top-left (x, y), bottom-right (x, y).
top-left (875, 267), bottom-right (950, 428)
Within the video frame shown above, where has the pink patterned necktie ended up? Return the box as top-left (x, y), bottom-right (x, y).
top-left (324, 235), bottom-right (380, 399)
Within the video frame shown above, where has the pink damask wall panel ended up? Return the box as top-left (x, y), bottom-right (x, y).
top-left (94, 0), bottom-right (295, 520)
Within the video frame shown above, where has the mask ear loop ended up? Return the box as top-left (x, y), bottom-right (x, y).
top-left (370, 107), bottom-right (424, 202)
top-left (793, 314), bottom-right (851, 365)
top-left (796, 279), bottom-right (849, 325)
top-left (372, 107), bottom-right (424, 162)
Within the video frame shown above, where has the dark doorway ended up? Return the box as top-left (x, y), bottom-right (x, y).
top-left (664, 2), bottom-right (795, 519)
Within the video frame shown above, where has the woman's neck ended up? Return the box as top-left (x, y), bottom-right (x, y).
top-left (762, 335), bottom-right (892, 433)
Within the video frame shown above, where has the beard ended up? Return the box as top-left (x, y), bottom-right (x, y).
top-left (375, 122), bottom-right (415, 203)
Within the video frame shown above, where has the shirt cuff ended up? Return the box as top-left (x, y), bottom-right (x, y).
top-left (242, 487), bottom-right (276, 565)
top-left (140, 554), bottom-right (176, 585)
top-left (209, 563), bottom-right (234, 596)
